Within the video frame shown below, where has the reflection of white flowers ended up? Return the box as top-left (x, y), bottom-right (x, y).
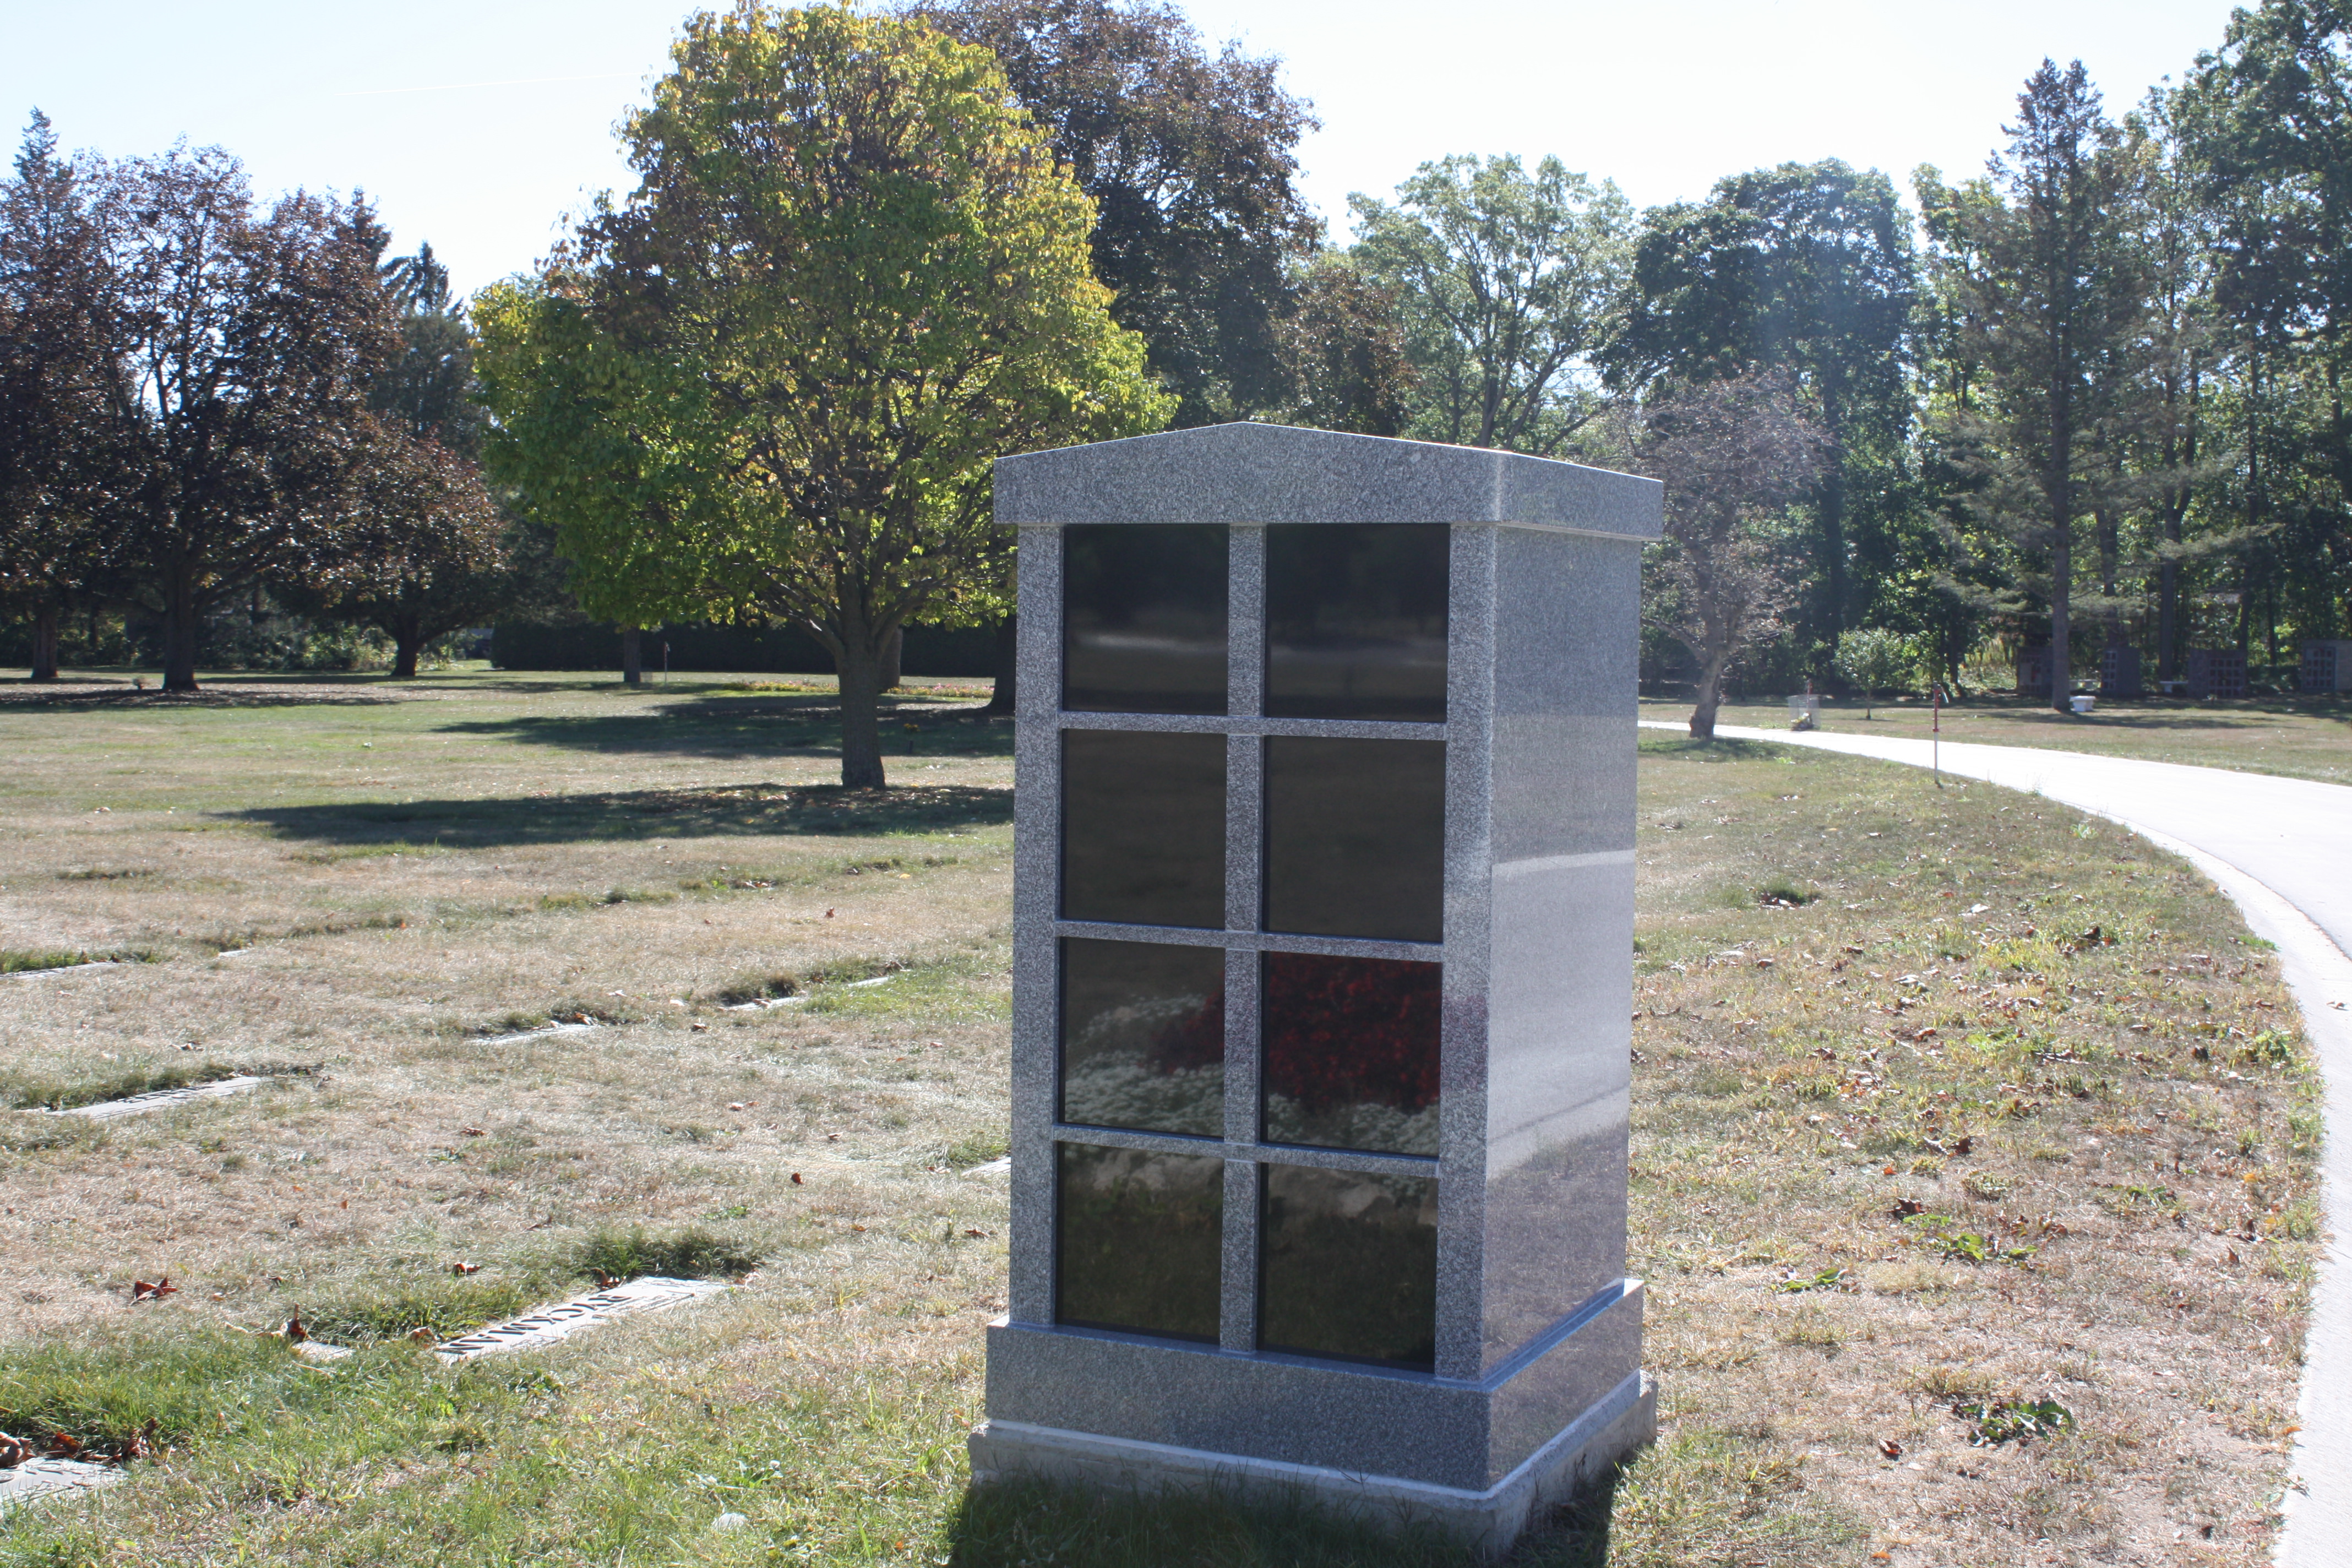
top-left (1263, 1095), bottom-right (1439, 1158)
top-left (1061, 1049), bottom-right (1223, 1138)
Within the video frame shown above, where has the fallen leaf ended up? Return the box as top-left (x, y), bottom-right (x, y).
top-left (727, 1102), bottom-right (746, 1112)
top-left (963, 1228), bottom-right (990, 1238)
top-left (451, 1261), bottom-right (480, 1276)
top-left (1879, 1438), bottom-right (1903, 1458)
top-left (409, 1326), bottom-right (436, 1345)
top-left (1882, 1164), bottom-right (1897, 1177)
top-left (590, 1269), bottom-right (619, 1290)
top-left (284, 1313), bottom-right (309, 1343)
top-left (458, 1127), bottom-right (485, 1137)
top-left (0, 1433), bottom-right (26, 1468)
top-left (824, 908), bottom-right (835, 918)
top-left (2225, 1247), bottom-right (2241, 1266)
top-left (48, 1431), bottom-right (80, 1457)
top-left (1952, 1136), bottom-right (1974, 1156)
top-left (130, 1275), bottom-right (179, 1303)
top-left (791, 1172), bottom-right (804, 1185)
top-left (1891, 1199), bottom-right (1925, 1218)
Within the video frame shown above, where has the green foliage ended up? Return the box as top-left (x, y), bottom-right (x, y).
top-left (481, 6), bottom-right (1167, 786)
top-left (1350, 153), bottom-right (1633, 455)
top-left (1833, 625), bottom-right (1917, 705)
top-left (572, 1224), bottom-right (762, 1282)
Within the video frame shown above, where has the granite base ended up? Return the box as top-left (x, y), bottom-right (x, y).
top-left (970, 1369), bottom-right (1654, 1559)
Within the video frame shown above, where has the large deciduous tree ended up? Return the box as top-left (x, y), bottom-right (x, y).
top-left (285, 243), bottom-right (511, 679)
top-left (1348, 154), bottom-right (1634, 456)
top-left (68, 145), bottom-right (396, 690)
top-left (0, 111), bottom-right (109, 682)
top-left (482, 6), bottom-right (1166, 785)
top-left (906, 0), bottom-right (1319, 426)
top-left (1613, 160), bottom-right (1918, 654)
top-left (1637, 371), bottom-right (1826, 739)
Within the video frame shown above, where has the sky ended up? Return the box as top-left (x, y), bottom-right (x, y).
top-left (2, 0), bottom-right (2250, 298)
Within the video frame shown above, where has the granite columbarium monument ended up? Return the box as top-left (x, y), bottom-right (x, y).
top-left (969, 423), bottom-right (1661, 1553)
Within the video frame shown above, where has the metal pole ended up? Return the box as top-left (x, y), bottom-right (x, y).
top-left (1933, 685), bottom-right (1942, 788)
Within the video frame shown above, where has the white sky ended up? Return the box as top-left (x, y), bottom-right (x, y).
top-left (2, 0), bottom-right (2246, 298)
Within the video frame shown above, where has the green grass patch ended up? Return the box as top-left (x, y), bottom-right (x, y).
top-left (571, 1225), bottom-right (761, 1283)
top-left (0, 948), bottom-right (144, 974)
top-left (0, 1060), bottom-right (242, 1112)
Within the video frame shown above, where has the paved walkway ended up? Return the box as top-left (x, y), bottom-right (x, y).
top-left (1641, 721), bottom-right (2352, 1564)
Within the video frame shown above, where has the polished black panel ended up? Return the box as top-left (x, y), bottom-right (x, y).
top-left (1056, 1142), bottom-right (1224, 1341)
top-left (1262, 737), bottom-right (1444, 943)
top-left (1063, 524), bottom-right (1229, 715)
top-left (1261, 953), bottom-right (1440, 1156)
top-left (1259, 1164), bottom-right (1438, 1369)
top-left (1061, 731), bottom-right (1227, 929)
top-left (1265, 524), bottom-right (1448, 722)
top-left (1060, 939), bottom-right (1226, 1137)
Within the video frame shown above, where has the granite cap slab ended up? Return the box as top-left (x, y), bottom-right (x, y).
top-left (995, 423), bottom-right (1662, 539)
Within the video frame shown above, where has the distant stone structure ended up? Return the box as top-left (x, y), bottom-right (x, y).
top-left (970, 423), bottom-right (1661, 1554)
top-left (2186, 647), bottom-right (2248, 700)
top-left (2303, 640), bottom-right (2352, 694)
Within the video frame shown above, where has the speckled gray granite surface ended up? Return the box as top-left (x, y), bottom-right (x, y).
top-left (984, 424), bottom-right (1658, 1550)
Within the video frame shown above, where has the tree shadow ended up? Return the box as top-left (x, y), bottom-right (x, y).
top-left (1639, 735), bottom-right (1814, 763)
top-left (225, 781), bottom-right (1012, 849)
top-left (939, 1474), bottom-right (1616, 1566)
top-left (433, 695), bottom-right (1013, 761)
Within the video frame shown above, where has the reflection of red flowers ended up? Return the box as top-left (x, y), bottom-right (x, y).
top-left (1145, 987), bottom-right (1226, 1074)
top-left (1264, 954), bottom-right (1439, 1115)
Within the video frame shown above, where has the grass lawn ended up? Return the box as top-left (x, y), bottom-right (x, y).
top-left (1642, 692), bottom-right (2352, 785)
top-left (0, 669), bottom-right (2319, 1566)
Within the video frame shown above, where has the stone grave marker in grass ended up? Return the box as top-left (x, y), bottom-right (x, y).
top-left (430, 1276), bottom-right (732, 1361)
top-left (53, 1075), bottom-right (266, 1121)
top-left (974, 422), bottom-right (1662, 1556)
top-left (0, 1458), bottom-right (124, 1516)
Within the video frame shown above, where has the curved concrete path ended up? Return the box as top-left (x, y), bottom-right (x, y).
top-left (1641, 721), bottom-right (2352, 1564)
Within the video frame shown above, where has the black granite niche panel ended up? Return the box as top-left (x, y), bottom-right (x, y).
top-left (1059, 938), bottom-right (1226, 1137)
top-left (1264, 523), bottom-right (1449, 722)
top-left (1062, 524), bottom-right (1229, 715)
top-left (1261, 737), bottom-right (1444, 943)
top-left (1261, 952), bottom-right (1440, 1156)
top-left (1258, 1163), bottom-right (1438, 1369)
top-left (1055, 1142), bottom-right (1224, 1341)
top-left (1061, 731), bottom-right (1226, 928)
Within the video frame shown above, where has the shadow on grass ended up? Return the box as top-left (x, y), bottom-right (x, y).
top-left (434, 694), bottom-right (1011, 761)
top-left (226, 781), bottom-right (1013, 848)
top-left (1638, 734), bottom-right (1817, 763)
top-left (943, 1475), bottom-right (1614, 1567)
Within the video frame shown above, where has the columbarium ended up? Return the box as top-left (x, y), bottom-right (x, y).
top-left (970, 422), bottom-right (1661, 1552)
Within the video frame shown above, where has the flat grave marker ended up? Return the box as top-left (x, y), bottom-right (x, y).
top-left (0, 1458), bottom-right (123, 1515)
top-left (52, 1075), bottom-right (266, 1121)
top-left (431, 1276), bottom-right (732, 1362)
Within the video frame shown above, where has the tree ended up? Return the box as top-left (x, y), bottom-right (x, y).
top-left (284, 242), bottom-right (513, 679)
top-left (484, 6), bottom-right (1167, 785)
top-left (0, 111), bottom-right (110, 681)
top-left (1273, 254), bottom-right (1416, 435)
top-left (1832, 625), bottom-right (1914, 717)
top-left (2176, 1), bottom-right (2352, 662)
top-left (1917, 61), bottom-right (2154, 712)
top-left (1637, 371), bottom-right (1826, 739)
top-left (473, 277), bottom-right (714, 684)
top-left (62, 145), bottom-right (398, 691)
top-left (285, 426), bottom-right (507, 678)
top-left (1349, 154), bottom-right (1634, 456)
top-left (1612, 160), bottom-right (1918, 654)
top-left (906, 0), bottom-right (1319, 426)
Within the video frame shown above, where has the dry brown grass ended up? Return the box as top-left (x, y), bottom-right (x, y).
top-left (0, 674), bottom-right (2317, 1566)
top-left (1629, 734), bottom-right (2317, 1567)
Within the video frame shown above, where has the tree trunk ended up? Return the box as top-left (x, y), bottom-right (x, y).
top-left (2158, 549), bottom-right (2179, 685)
top-left (2049, 530), bottom-right (2072, 714)
top-left (879, 624), bottom-right (903, 692)
top-left (620, 626), bottom-right (643, 685)
top-left (1689, 649), bottom-right (1729, 740)
top-left (30, 604), bottom-right (60, 682)
top-left (836, 637), bottom-right (888, 788)
top-left (983, 614), bottom-right (1017, 716)
top-left (393, 616), bottom-right (422, 680)
top-left (161, 573), bottom-right (202, 693)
